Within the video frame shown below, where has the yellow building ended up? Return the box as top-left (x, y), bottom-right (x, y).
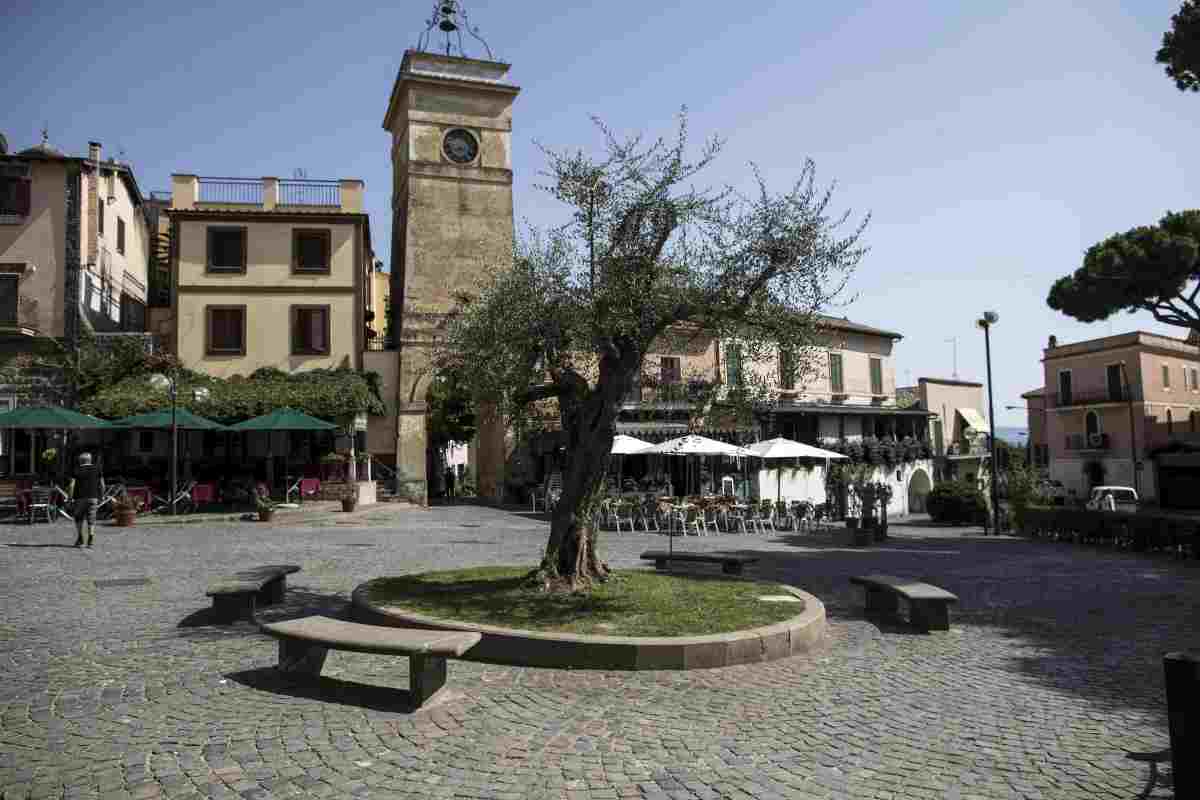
top-left (164, 175), bottom-right (375, 379)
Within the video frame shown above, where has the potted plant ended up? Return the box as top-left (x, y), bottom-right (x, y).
top-left (256, 494), bottom-right (277, 522)
top-left (341, 487), bottom-right (358, 513)
top-left (111, 492), bottom-right (141, 527)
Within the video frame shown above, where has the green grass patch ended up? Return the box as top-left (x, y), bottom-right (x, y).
top-left (362, 566), bottom-right (802, 637)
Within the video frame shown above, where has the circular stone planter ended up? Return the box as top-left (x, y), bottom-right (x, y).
top-left (351, 579), bottom-right (825, 671)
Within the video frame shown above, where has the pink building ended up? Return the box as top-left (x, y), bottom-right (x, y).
top-left (1040, 331), bottom-right (1200, 504)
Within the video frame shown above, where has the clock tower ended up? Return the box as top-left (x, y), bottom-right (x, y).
top-left (382, 16), bottom-right (519, 503)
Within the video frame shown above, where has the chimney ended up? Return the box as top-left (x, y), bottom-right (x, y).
top-left (1048, 335), bottom-right (1058, 348)
top-left (88, 141), bottom-right (101, 162)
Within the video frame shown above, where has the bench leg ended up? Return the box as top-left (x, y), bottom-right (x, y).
top-left (863, 587), bottom-right (899, 618)
top-left (278, 640), bottom-right (328, 676)
top-left (409, 654), bottom-right (448, 709)
top-left (257, 576), bottom-right (286, 606)
top-left (910, 601), bottom-right (950, 632)
top-left (722, 562), bottom-right (743, 575)
top-left (212, 594), bottom-right (255, 623)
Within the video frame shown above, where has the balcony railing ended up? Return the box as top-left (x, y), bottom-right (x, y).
top-left (280, 179), bottom-right (340, 206)
top-left (1065, 432), bottom-right (1110, 451)
top-left (622, 383), bottom-right (693, 406)
top-left (198, 177), bottom-right (263, 204)
top-left (365, 338), bottom-right (396, 352)
top-left (1053, 386), bottom-right (1141, 407)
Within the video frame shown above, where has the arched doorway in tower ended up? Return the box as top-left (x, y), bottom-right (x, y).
top-left (908, 467), bottom-right (932, 514)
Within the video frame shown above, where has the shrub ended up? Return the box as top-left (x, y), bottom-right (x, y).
top-left (926, 480), bottom-right (988, 524)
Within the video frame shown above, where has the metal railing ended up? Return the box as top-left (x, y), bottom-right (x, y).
top-left (621, 383), bottom-right (694, 406)
top-left (1053, 386), bottom-right (1141, 407)
top-left (280, 179), bottom-right (340, 206)
top-left (198, 177), bottom-right (263, 204)
top-left (1065, 432), bottom-right (1110, 451)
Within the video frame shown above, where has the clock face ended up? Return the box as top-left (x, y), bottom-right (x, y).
top-left (442, 129), bottom-right (479, 164)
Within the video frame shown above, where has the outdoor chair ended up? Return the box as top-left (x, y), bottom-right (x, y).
top-left (723, 504), bottom-right (750, 534)
top-left (636, 500), bottom-right (659, 532)
top-left (26, 487), bottom-right (54, 524)
top-left (759, 501), bottom-right (777, 533)
top-left (702, 505), bottom-right (722, 533)
top-left (611, 501), bottom-right (636, 533)
top-left (774, 501), bottom-right (795, 531)
top-left (530, 486), bottom-right (546, 513)
top-left (675, 504), bottom-right (705, 536)
top-left (720, 475), bottom-right (735, 497)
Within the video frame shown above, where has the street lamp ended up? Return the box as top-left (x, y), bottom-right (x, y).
top-left (977, 311), bottom-right (1001, 534)
top-left (149, 373), bottom-right (209, 515)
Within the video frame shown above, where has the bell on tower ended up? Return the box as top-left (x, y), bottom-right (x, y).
top-left (417, 0), bottom-right (494, 59)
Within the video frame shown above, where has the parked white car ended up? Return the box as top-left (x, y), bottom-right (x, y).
top-left (1085, 486), bottom-right (1138, 512)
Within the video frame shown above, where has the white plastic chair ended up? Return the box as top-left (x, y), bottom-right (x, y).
top-left (611, 501), bottom-right (635, 532)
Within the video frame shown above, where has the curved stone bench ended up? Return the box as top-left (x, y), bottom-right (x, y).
top-left (260, 616), bottom-right (481, 708)
top-left (206, 564), bottom-right (300, 623)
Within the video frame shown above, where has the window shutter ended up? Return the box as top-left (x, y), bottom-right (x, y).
top-left (17, 180), bottom-right (31, 216)
top-left (311, 309), bottom-right (325, 352)
top-left (98, 202), bottom-right (104, 235)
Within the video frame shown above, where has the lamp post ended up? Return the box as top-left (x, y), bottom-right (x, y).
top-left (977, 311), bottom-right (1001, 534)
top-left (149, 373), bottom-right (209, 515)
top-left (1119, 361), bottom-right (1138, 495)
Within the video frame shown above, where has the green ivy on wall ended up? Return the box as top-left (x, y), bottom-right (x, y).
top-left (81, 366), bottom-right (387, 423)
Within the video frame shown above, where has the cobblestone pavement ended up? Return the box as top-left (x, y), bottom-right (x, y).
top-left (0, 504), bottom-right (1192, 799)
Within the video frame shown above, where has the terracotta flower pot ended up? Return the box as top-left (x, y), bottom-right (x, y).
top-left (341, 498), bottom-right (357, 513)
top-left (258, 509), bottom-right (275, 522)
top-left (114, 510), bottom-right (136, 527)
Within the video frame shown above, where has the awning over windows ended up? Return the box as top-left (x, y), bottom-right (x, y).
top-left (957, 407), bottom-right (989, 432)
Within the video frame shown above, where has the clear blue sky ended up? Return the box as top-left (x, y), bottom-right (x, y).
top-left (5, 0), bottom-right (1198, 427)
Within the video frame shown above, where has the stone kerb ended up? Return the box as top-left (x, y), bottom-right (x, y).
top-left (351, 580), bottom-right (826, 670)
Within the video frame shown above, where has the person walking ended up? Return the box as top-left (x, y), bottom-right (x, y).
top-left (69, 452), bottom-right (105, 548)
top-left (444, 465), bottom-right (456, 500)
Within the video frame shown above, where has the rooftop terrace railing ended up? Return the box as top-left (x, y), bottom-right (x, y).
top-left (279, 179), bottom-right (340, 206)
top-left (198, 177), bottom-right (263, 205)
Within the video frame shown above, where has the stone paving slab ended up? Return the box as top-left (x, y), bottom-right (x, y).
top-left (0, 507), bottom-right (1189, 798)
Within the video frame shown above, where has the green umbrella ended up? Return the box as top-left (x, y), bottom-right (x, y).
top-left (0, 406), bottom-right (111, 429)
top-left (228, 408), bottom-right (337, 431)
top-left (113, 408), bottom-right (228, 431)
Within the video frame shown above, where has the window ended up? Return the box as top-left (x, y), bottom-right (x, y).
top-left (1163, 364), bottom-right (1171, 389)
top-left (779, 349), bottom-right (795, 391)
top-left (1085, 410), bottom-right (1100, 439)
top-left (1192, 368), bottom-right (1198, 391)
top-left (292, 229), bottom-right (331, 274)
top-left (1192, 410), bottom-right (1198, 433)
top-left (869, 357), bottom-right (883, 396)
top-left (726, 344), bottom-right (743, 387)
top-left (206, 306), bottom-right (246, 355)
top-left (660, 356), bottom-right (681, 385)
top-left (1106, 364), bottom-right (1124, 402)
top-left (138, 431), bottom-right (155, 453)
top-left (1167, 409), bottom-right (1174, 434)
top-left (206, 227), bottom-right (247, 273)
top-left (291, 305), bottom-right (330, 355)
top-left (116, 218), bottom-right (125, 255)
top-left (0, 275), bottom-right (16, 323)
top-left (829, 353), bottom-right (844, 394)
top-left (97, 201), bottom-right (104, 235)
top-left (0, 177), bottom-right (31, 217)
top-left (1058, 370), bottom-right (1072, 405)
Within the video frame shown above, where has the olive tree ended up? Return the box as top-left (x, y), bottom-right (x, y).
top-left (1158, 1), bottom-right (1200, 93)
top-left (440, 113), bottom-right (868, 589)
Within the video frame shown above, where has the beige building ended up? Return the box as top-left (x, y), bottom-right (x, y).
top-left (163, 175), bottom-right (374, 379)
top-left (1039, 331), bottom-right (1200, 505)
top-left (1, 135), bottom-right (151, 347)
top-left (382, 49), bottom-right (520, 504)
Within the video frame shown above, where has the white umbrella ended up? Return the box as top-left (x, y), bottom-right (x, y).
top-left (610, 434), bottom-right (653, 492)
top-left (611, 434), bottom-right (653, 454)
top-left (645, 434), bottom-right (760, 497)
top-left (645, 434), bottom-right (759, 458)
top-left (746, 437), bottom-right (848, 502)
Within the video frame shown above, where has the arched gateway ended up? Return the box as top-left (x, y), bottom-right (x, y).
top-left (908, 467), bottom-right (932, 513)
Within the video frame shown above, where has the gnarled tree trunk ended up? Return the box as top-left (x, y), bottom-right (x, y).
top-left (534, 349), bottom-right (635, 591)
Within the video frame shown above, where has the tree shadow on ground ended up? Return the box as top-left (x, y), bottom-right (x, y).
top-left (717, 522), bottom-right (1200, 729)
top-left (225, 666), bottom-right (426, 714)
top-left (175, 586), bottom-right (352, 638)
